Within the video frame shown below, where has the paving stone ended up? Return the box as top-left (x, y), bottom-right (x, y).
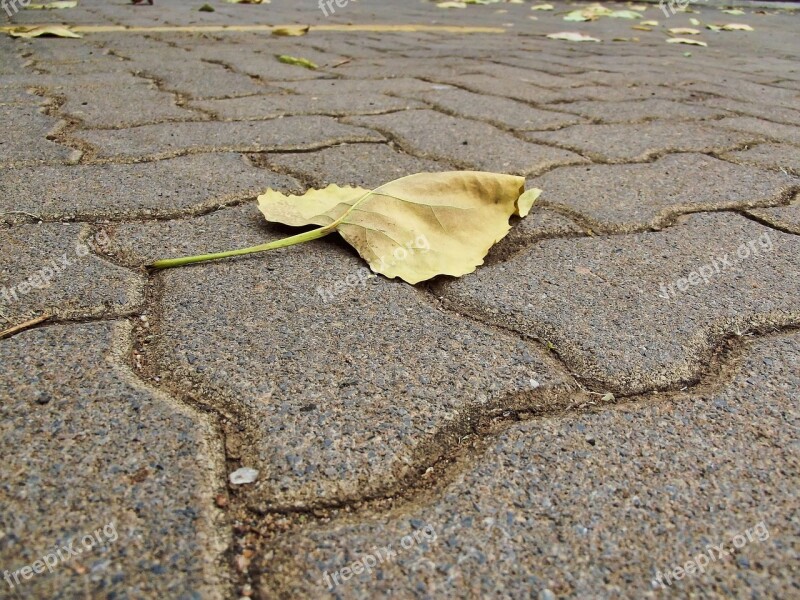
top-left (47, 72), bottom-right (198, 128)
top-left (0, 87), bottom-right (43, 106)
top-left (190, 92), bottom-right (422, 120)
top-left (548, 84), bottom-right (700, 104)
top-left (748, 197), bottom-right (800, 235)
top-left (0, 153), bottom-right (299, 221)
top-left (439, 213), bottom-right (800, 394)
top-left (550, 98), bottom-right (727, 124)
top-left (487, 207), bottom-right (587, 265)
top-left (529, 153), bottom-right (798, 233)
top-left (266, 143), bottom-right (452, 189)
top-left (713, 116), bottom-right (800, 147)
top-left (682, 80), bottom-right (800, 111)
top-left (408, 88), bottom-right (586, 131)
top-left (120, 206), bottom-right (576, 508)
top-left (273, 77), bottom-right (445, 97)
top-left (0, 322), bottom-right (228, 598)
top-left (524, 121), bottom-right (759, 163)
top-left (723, 143), bottom-right (800, 176)
top-left (74, 117), bottom-right (385, 161)
top-left (347, 110), bottom-right (586, 175)
top-left (131, 61), bottom-right (268, 100)
top-left (0, 223), bottom-right (143, 326)
top-left (421, 73), bottom-right (567, 105)
top-left (261, 332), bottom-right (800, 599)
top-left (0, 105), bottom-right (79, 167)
top-left (699, 97), bottom-right (800, 127)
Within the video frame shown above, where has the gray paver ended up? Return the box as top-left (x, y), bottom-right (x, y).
top-left (525, 121), bottom-right (759, 163)
top-left (347, 109), bottom-right (586, 175)
top-left (0, 322), bottom-right (228, 599)
top-left (549, 98), bottom-right (727, 124)
top-left (266, 143), bottom-right (452, 189)
top-left (723, 143), bottom-right (800, 176)
top-left (261, 332), bottom-right (800, 599)
top-left (73, 117), bottom-right (385, 161)
top-left (0, 223), bottom-right (143, 326)
top-left (0, 105), bottom-right (79, 167)
top-left (529, 153), bottom-right (798, 232)
top-left (439, 213), bottom-right (800, 394)
top-left (115, 205), bottom-right (575, 508)
top-left (713, 116), bottom-right (800, 147)
top-left (0, 153), bottom-right (299, 221)
top-left (748, 196), bottom-right (800, 235)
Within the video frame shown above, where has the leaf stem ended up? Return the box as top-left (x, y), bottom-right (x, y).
top-left (150, 224), bottom-right (335, 269)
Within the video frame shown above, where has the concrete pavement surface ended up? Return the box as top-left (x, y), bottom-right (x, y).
top-left (0, 0), bottom-right (798, 598)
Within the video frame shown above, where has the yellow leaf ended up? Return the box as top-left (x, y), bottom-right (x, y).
top-left (632, 25), bottom-right (652, 31)
top-left (437, 1), bottom-right (467, 7)
top-left (272, 25), bottom-right (309, 36)
top-left (689, 18), bottom-right (701, 25)
top-left (530, 3), bottom-right (554, 9)
top-left (720, 23), bottom-right (754, 31)
top-left (277, 55), bottom-right (318, 69)
top-left (668, 27), bottom-right (700, 35)
top-left (24, 0), bottom-right (78, 8)
top-left (153, 172), bottom-right (541, 284)
top-left (547, 31), bottom-right (602, 42)
top-left (8, 25), bottom-right (82, 38)
top-left (640, 20), bottom-right (659, 26)
top-left (721, 8), bottom-right (745, 15)
top-left (666, 37), bottom-right (707, 46)
top-left (225, 0), bottom-right (269, 3)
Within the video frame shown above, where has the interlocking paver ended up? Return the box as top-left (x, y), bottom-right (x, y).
top-left (748, 197), bottom-right (800, 235)
top-left (550, 98), bottom-right (727, 124)
top-left (713, 116), bottom-right (800, 147)
top-left (723, 143), bottom-right (800, 176)
top-left (0, 322), bottom-right (227, 599)
top-left (74, 117), bottom-right (384, 161)
top-left (261, 332), bottom-right (800, 599)
top-left (47, 72), bottom-right (198, 128)
top-left (407, 87), bottom-right (586, 131)
top-left (347, 109), bottom-right (586, 175)
top-left (699, 97), bottom-right (800, 127)
top-left (0, 223), bottom-right (143, 325)
top-left (111, 205), bottom-right (575, 508)
top-left (266, 143), bottom-right (452, 189)
top-left (190, 92), bottom-right (422, 120)
top-left (0, 105), bottom-right (79, 167)
top-left (529, 153), bottom-right (798, 232)
top-left (0, 153), bottom-right (299, 221)
top-left (439, 213), bottom-right (800, 394)
top-left (525, 121), bottom-right (759, 163)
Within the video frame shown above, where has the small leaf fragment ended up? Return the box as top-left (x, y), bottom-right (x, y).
top-left (668, 27), bottom-right (700, 35)
top-left (24, 0), bottom-right (78, 8)
top-left (721, 8), bottom-right (745, 15)
top-left (720, 23), bottom-right (754, 31)
top-left (272, 25), bottom-right (310, 36)
top-left (689, 17), bottom-right (701, 25)
top-left (9, 25), bottom-right (82, 38)
top-left (547, 31), bottom-right (601, 42)
top-left (277, 55), bottom-right (318, 69)
top-left (437, 1), bottom-right (467, 7)
top-left (530, 3), bottom-right (554, 9)
top-left (666, 37), bottom-right (707, 46)
top-left (640, 20), bottom-right (659, 26)
top-left (199, 3), bottom-right (215, 11)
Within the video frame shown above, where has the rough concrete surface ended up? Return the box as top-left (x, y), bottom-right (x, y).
top-left (1, 0), bottom-right (798, 598)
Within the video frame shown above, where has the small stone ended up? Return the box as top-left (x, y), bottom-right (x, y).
top-left (215, 494), bottom-right (229, 508)
top-left (229, 467), bottom-right (259, 485)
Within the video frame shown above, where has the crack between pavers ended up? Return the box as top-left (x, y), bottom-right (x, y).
top-left (739, 209), bottom-right (800, 237)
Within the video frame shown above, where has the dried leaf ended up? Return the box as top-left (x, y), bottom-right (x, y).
top-left (721, 8), bottom-right (745, 15)
top-left (640, 20), bottom-right (659, 26)
top-left (437, 1), bottom-right (466, 7)
top-left (153, 172), bottom-right (541, 284)
top-left (272, 25), bottom-right (310, 36)
top-left (720, 23), bottom-right (754, 31)
top-left (277, 55), bottom-right (318, 69)
top-left (8, 25), bottom-right (82, 38)
top-left (608, 10), bottom-right (642, 19)
top-left (225, 0), bottom-right (268, 3)
top-left (547, 31), bottom-right (601, 42)
top-left (689, 17), bottom-right (701, 25)
top-left (24, 1), bottom-right (78, 8)
top-left (668, 27), bottom-right (700, 35)
top-left (530, 3), bottom-right (554, 9)
top-left (632, 25), bottom-right (652, 31)
top-left (666, 37), bottom-right (707, 46)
